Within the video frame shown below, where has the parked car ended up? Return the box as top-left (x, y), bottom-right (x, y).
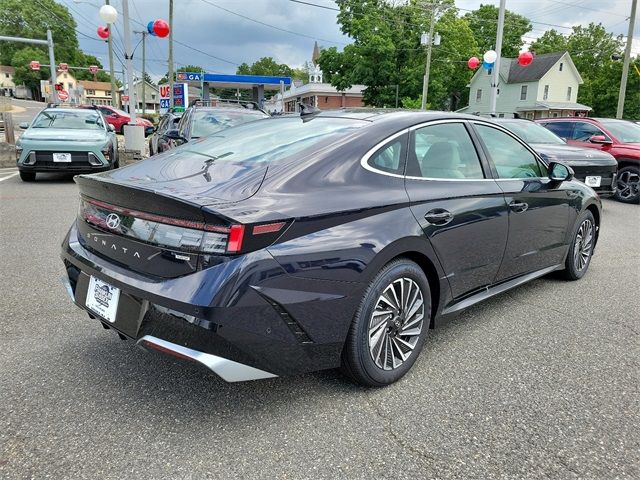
top-left (162, 102), bottom-right (269, 149)
top-left (495, 118), bottom-right (618, 197)
top-left (538, 117), bottom-right (640, 203)
top-left (61, 110), bottom-right (601, 386)
top-left (16, 106), bottom-right (118, 182)
top-left (148, 110), bottom-right (182, 156)
top-left (79, 104), bottom-right (154, 136)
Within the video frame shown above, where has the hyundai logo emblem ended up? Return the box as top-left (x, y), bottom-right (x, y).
top-left (106, 213), bottom-right (121, 229)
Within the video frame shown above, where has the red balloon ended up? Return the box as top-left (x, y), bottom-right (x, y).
top-left (467, 57), bottom-right (480, 69)
top-left (518, 51), bottom-right (534, 66)
top-left (153, 19), bottom-right (170, 38)
top-left (97, 25), bottom-right (109, 39)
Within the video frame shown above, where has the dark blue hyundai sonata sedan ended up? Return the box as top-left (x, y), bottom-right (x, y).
top-left (61, 110), bottom-right (601, 386)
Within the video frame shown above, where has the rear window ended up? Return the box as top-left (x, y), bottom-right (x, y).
top-left (184, 117), bottom-right (367, 164)
top-left (191, 110), bottom-right (268, 138)
top-left (31, 110), bottom-right (105, 130)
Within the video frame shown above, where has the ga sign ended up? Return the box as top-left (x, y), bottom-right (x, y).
top-left (159, 84), bottom-right (171, 114)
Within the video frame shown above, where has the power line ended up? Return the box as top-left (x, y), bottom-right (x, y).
top-left (199, 0), bottom-right (348, 45)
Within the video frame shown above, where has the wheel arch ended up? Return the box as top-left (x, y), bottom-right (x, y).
top-left (584, 202), bottom-right (601, 247)
top-left (362, 237), bottom-right (449, 329)
top-left (616, 158), bottom-right (640, 170)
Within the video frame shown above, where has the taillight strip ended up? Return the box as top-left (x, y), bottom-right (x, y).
top-left (84, 197), bottom-right (230, 233)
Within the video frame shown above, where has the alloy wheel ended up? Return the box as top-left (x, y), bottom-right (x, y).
top-left (368, 277), bottom-right (424, 370)
top-left (573, 219), bottom-right (594, 272)
top-left (616, 169), bottom-right (640, 201)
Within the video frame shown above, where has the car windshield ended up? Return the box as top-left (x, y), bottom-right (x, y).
top-left (184, 117), bottom-right (367, 163)
top-left (191, 110), bottom-right (267, 138)
top-left (598, 120), bottom-right (640, 143)
top-left (31, 110), bottom-right (104, 130)
top-left (501, 121), bottom-right (565, 144)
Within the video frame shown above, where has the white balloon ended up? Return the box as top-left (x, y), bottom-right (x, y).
top-left (99, 5), bottom-right (118, 24)
top-left (484, 50), bottom-right (497, 63)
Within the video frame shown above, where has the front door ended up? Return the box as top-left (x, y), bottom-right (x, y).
top-left (404, 121), bottom-right (509, 300)
top-left (472, 122), bottom-right (571, 282)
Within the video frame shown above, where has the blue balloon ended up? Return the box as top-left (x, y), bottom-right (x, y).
top-left (482, 61), bottom-right (494, 70)
top-left (147, 21), bottom-right (157, 36)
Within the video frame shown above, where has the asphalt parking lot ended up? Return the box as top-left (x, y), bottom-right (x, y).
top-left (1, 170), bottom-right (638, 479)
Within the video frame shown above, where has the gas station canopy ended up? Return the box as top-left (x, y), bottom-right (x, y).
top-left (177, 72), bottom-right (292, 90)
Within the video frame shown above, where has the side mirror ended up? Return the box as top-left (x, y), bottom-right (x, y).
top-left (19, 122), bottom-right (29, 129)
top-left (163, 129), bottom-right (186, 143)
top-left (111, 113), bottom-right (120, 118)
top-left (589, 135), bottom-right (612, 144)
top-left (548, 162), bottom-right (574, 182)
top-left (107, 124), bottom-right (115, 132)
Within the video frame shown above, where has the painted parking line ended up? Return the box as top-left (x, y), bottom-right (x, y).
top-left (0, 172), bottom-right (18, 182)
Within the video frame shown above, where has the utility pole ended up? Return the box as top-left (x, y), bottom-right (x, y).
top-left (489, 0), bottom-right (506, 115)
top-left (421, 1), bottom-right (436, 110)
top-left (122, 0), bottom-right (136, 122)
top-left (105, 0), bottom-right (117, 106)
top-left (616, 0), bottom-right (637, 119)
top-left (168, 0), bottom-right (174, 109)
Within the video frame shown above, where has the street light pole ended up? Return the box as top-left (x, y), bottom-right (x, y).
top-left (616, 0), bottom-right (637, 119)
top-left (489, 0), bottom-right (506, 116)
top-left (105, 0), bottom-right (117, 106)
top-left (421, 1), bottom-right (436, 110)
top-left (168, 0), bottom-right (174, 109)
top-left (46, 29), bottom-right (58, 103)
top-left (121, 0), bottom-right (136, 123)
top-left (141, 31), bottom-right (147, 114)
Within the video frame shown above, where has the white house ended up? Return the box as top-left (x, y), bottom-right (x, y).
top-left (458, 51), bottom-right (591, 119)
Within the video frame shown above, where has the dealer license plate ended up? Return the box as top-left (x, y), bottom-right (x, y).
top-left (85, 276), bottom-right (120, 323)
top-left (53, 152), bottom-right (71, 162)
top-left (585, 176), bottom-right (601, 187)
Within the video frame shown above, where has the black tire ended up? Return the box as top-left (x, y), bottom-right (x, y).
top-left (560, 210), bottom-right (596, 281)
top-left (614, 166), bottom-right (640, 204)
top-left (341, 258), bottom-right (431, 387)
top-left (148, 139), bottom-right (154, 157)
top-left (19, 171), bottom-right (35, 182)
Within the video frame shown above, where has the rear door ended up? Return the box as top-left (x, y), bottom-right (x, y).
top-left (404, 120), bottom-right (508, 300)
top-left (471, 122), bottom-right (571, 281)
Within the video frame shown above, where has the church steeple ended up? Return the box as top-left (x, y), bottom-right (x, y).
top-left (312, 41), bottom-right (321, 65)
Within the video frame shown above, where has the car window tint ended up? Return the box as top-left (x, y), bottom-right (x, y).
top-left (475, 124), bottom-right (543, 179)
top-left (410, 123), bottom-right (484, 179)
top-left (572, 122), bottom-right (607, 142)
top-left (542, 121), bottom-right (573, 139)
top-left (368, 138), bottom-right (405, 174)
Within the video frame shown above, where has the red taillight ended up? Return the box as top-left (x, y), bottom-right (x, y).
top-left (226, 224), bottom-right (245, 253)
top-left (252, 222), bottom-right (286, 235)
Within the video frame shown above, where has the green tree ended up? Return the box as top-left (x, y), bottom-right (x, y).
top-left (463, 4), bottom-right (532, 57)
top-left (236, 57), bottom-right (294, 77)
top-left (11, 47), bottom-right (48, 97)
top-left (0, 0), bottom-right (82, 65)
top-left (319, 0), bottom-right (476, 109)
top-left (530, 23), bottom-right (626, 117)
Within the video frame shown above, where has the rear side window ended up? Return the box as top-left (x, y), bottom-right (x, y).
top-left (368, 137), bottom-right (405, 175)
top-left (542, 121), bottom-right (573, 139)
top-left (474, 124), bottom-right (544, 179)
top-left (408, 123), bottom-right (485, 179)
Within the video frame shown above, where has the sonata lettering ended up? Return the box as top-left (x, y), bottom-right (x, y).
top-left (86, 233), bottom-right (142, 259)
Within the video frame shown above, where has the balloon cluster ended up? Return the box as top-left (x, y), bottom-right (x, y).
top-left (467, 50), bottom-right (534, 70)
top-left (147, 19), bottom-right (170, 38)
top-left (96, 5), bottom-right (170, 39)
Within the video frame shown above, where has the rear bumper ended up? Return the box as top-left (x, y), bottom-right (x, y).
top-left (61, 221), bottom-right (361, 380)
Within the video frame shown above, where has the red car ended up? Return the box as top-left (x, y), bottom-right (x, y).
top-left (538, 117), bottom-right (640, 204)
top-left (79, 105), bottom-right (154, 136)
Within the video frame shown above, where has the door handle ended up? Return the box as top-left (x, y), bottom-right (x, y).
top-left (509, 201), bottom-right (529, 213)
top-left (424, 209), bottom-right (454, 225)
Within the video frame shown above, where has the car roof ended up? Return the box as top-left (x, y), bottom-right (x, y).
top-left (311, 109), bottom-right (490, 129)
top-left (42, 107), bottom-right (102, 115)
